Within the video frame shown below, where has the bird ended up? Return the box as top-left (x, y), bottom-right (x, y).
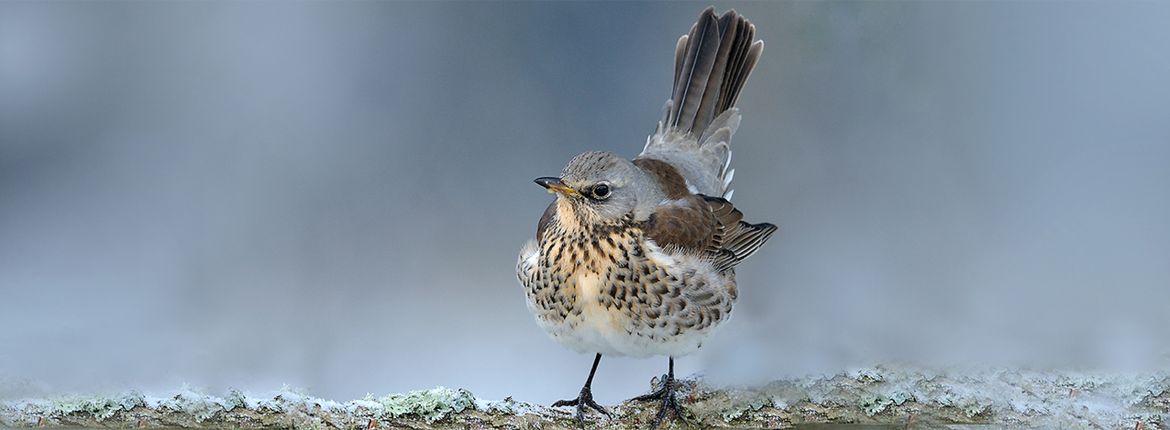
top-left (516, 7), bottom-right (775, 429)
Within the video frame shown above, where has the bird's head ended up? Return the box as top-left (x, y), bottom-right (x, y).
top-left (535, 151), bottom-right (640, 228)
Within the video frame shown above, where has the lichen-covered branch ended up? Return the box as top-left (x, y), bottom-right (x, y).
top-left (2, 367), bottom-right (1167, 429)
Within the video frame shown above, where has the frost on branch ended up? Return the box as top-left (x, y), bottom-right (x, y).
top-left (2, 367), bottom-right (1167, 429)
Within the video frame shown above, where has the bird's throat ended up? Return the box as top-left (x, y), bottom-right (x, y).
top-left (554, 198), bottom-right (587, 232)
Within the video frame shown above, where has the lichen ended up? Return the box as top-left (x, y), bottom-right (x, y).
top-left (717, 393), bottom-right (770, 422)
top-left (26, 391), bottom-right (146, 421)
top-left (376, 386), bottom-right (475, 423)
top-left (222, 388), bottom-right (248, 411)
top-left (859, 393), bottom-right (895, 416)
top-left (1, 369), bottom-right (1167, 429)
top-left (481, 395), bottom-right (542, 416)
top-left (150, 387), bottom-right (228, 421)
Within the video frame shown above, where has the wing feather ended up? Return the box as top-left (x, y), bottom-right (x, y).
top-left (642, 195), bottom-right (775, 272)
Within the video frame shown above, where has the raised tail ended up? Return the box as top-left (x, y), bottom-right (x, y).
top-left (641, 7), bottom-right (764, 199)
top-left (667, 7), bottom-right (764, 137)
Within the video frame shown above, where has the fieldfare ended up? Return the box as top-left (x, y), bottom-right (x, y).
top-left (517, 7), bottom-right (776, 429)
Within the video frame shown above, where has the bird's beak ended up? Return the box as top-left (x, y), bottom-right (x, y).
top-left (534, 177), bottom-right (578, 196)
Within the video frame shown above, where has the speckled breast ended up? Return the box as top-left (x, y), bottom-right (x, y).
top-left (519, 222), bottom-right (735, 357)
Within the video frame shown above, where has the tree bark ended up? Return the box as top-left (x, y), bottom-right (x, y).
top-left (2, 367), bottom-right (1167, 429)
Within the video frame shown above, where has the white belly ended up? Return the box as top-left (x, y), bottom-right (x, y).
top-left (519, 239), bottom-right (735, 358)
top-left (558, 271), bottom-right (626, 354)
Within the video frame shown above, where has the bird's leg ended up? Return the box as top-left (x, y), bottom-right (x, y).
top-left (628, 356), bottom-right (686, 429)
top-left (552, 353), bottom-right (612, 422)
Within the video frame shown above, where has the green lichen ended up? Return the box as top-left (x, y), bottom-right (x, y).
top-left (377, 386), bottom-right (475, 423)
top-left (718, 394), bottom-right (770, 422)
top-left (485, 396), bottom-right (525, 415)
top-left (223, 388), bottom-right (248, 411)
top-left (849, 367), bottom-right (885, 384)
top-left (2, 368), bottom-right (1167, 429)
top-left (40, 391), bottom-right (146, 421)
top-left (962, 400), bottom-right (992, 418)
top-left (860, 389), bottom-right (914, 415)
top-left (859, 393), bottom-right (894, 416)
top-left (156, 391), bottom-right (224, 421)
top-left (1141, 376), bottom-right (1169, 401)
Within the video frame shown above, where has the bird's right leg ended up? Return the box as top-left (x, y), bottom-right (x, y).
top-left (627, 356), bottom-right (686, 429)
top-left (552, 352), bottom-right (612, 422)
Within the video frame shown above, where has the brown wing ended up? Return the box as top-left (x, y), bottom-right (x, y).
top-left (633, 158), bottom-right (690, 199)
top-left (641, 195), bottom-right (721, 254)
top-left (642, 195), bottom-right (776, 272)
top-left (703, 195), bottom-right (778, 272)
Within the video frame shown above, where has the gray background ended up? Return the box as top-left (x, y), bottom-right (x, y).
top-left (2, 1), bottom-right (1168, 404)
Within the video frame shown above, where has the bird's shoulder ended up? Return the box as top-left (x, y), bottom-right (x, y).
top-left (639, 194), bottom-right (737, 258)
top-left (632, 157), bottom-right (691, 199)
top-left (535, 201), bottom-right (557, 242)
top-left (638, 189), bottom-right (775, 272)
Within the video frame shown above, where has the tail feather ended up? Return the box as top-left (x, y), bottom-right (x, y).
top-left (666, 7), bottom-right (762, 138)
top-left (672, 34), bottom-right (689, 99)
top-left (642, 7), bottom-right (763, 199)
top-left (723, 22), bottom-right (764, 111)
top-left (669, 11), bottom-right (721, 133)
top-left (688, 10), bottom-right (738, 135)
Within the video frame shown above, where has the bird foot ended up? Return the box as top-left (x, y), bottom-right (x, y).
top-left (628, 374), bottom-right (687, 429)
top-left (553, 385), bottom-right (612, 423)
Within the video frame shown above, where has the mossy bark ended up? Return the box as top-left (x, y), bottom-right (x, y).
top-left (3, 368), bottom-right (1167, 429)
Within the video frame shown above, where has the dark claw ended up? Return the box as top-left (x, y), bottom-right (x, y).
top-left (553, 385), bottom-right (612, 423)
top-left (628, 373), bottom-right (687, 429)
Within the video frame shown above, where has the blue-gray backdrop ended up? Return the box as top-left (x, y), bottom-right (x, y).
top-left (2, 1), bottom-right (1168, 404)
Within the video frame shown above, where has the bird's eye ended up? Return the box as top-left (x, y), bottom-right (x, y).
top-left (591, 183), bottom-right (611, 200)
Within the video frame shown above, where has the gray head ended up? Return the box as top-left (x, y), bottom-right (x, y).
top-left (534, 151), bottom-right (641, 226)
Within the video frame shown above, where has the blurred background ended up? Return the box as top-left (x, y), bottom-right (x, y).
top-left (2, 1), bottom-right (1169, 404)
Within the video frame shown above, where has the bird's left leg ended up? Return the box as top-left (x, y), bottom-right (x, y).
top-left (627, 356), bottom-right (686, 428)
top-left (552, 353), bottom-right (612, 422)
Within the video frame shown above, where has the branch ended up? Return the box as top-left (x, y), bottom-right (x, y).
top-left (2, 367), bottom-right (1167, 429)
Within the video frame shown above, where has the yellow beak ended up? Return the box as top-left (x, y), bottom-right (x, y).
top-left (534, 177), bottom-right (579, 196)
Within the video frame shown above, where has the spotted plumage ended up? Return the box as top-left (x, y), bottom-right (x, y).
top-left (519, 206), bottom-right (739, 357)
top-left (516, 7), bottom-right (774, 428)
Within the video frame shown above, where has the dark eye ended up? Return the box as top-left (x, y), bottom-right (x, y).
top-left (591, 183), bottom-right (611, 200)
